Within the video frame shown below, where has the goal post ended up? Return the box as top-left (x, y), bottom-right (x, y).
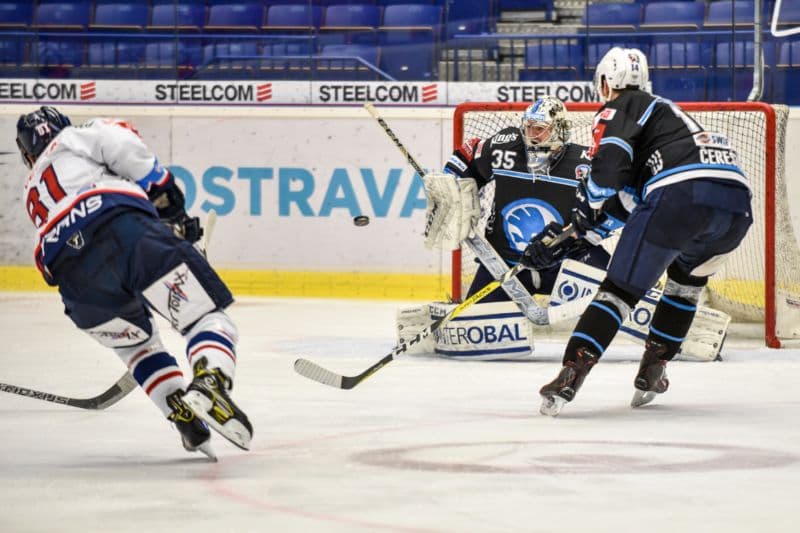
top-left (451, 101), bottom-right (799, 348)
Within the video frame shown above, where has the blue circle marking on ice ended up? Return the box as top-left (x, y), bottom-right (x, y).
top-left (501, 198), bottom-right (563, 253)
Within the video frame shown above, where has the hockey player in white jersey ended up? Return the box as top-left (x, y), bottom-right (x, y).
top-left (16, 106), bottom-right (252, 459)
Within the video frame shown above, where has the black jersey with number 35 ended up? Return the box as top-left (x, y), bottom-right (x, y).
top-left (445, 126), bottom-right (592, 263)
top-left (585, 89), bottom-right (749, 210)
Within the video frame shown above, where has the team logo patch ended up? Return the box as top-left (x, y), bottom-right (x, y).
top-left (501, 199), bottom-right (563, 253)
top-left (493, 132), bottom-right (519, 145)
top-left (597, 108), bottom-right (617, 121)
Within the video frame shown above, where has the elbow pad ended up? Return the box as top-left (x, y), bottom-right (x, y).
top-left (147, 171), bottom-right (186, 220)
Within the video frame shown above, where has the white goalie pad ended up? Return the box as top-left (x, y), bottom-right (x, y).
top-left (396, 301), bottom-right (535, 360)
top-left (548, 260), bottom-right (730, 362)
top-left (142, 263), bottom-right (216, 332)
top-left (423, 173), bottom-right (480, 250)
top-left (431, 301), bottom-right (535, 360)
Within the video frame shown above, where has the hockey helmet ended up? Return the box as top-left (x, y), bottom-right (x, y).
top-left (520, 97), bottom-right (570, 173)
top-left (594, 47), bottom-right (649, 103)
top-left (16, 106), bottom-right (71, 169)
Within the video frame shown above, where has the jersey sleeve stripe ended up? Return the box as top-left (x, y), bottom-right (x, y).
top-left (599, 137), bottom-right (634, 160)
top-left (136, 161), bottom-right (169, 191)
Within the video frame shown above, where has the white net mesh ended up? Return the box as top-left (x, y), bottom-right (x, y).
top-left (453, 102), bottom-right (800, 345)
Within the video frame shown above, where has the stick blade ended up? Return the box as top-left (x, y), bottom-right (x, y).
top-left (294, 358), bottom-right (345, 389)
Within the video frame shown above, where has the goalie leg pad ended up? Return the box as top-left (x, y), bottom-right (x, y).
top-left (396, 304), bottom-right (438, 355)
top-left (432, 301), bottom-right (535, 360)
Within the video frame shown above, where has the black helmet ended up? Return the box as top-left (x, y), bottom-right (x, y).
top-left (16, 106), bottom-right (71, 169)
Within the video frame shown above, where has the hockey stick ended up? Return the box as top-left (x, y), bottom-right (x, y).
top-left (294, 262), bottom-right (528, 389)
top-left (0, 373), bottom-right (138, 410)
top-left (0, 211), bottom-right (220, 410)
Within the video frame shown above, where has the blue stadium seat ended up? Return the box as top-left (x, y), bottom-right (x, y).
top-left (203, 40), bottom-right (259, 67)
top-left (584, 2), bottom-right (641, 31)
top-left (379, 4), bottom-right (442, 47)
top-left (711, 40), bottom-right (776, 101)
top-left (0, 39), bottom-right (27, 66)
top-left (320, 4), bottom-right (381, 46)
top-left (36, 39), bottom-right (85, 67)
top-left (649, 42), bottom-right (706, 100)
top-left (519, 40), bottom-right (583, 81)
top-left (773, 0), bottom-right (800, 27)
top-left (498, 0), bottom-right (553, 22)
top-left (261, 39), bottom-right (314, 56)
top-left (379, 42), bottom-right (436, 80)
top-left (324, 0), bottom-right (377, 5)
top-left (92, 3), bottom-right (149, 31)
top-left (206, 3), bottom-right (264, 32)
top-left (35, 2), bottom-right (92, 30)
top-left (264, 4), bottom-right (324, 31)
top-left (323, 4), bottom-right (381, 28)
top-left (641, 1), bottom-right (705, 30)
top-left (705, 1), bottom-right (754, 28)
top-left (144, 40), bottom-right (203, 77)
top-left (0, 2), bottom-right (33, 29)
top-left (86, 41), bottom-right (145, 67)
top-left (447, 0), bottom-right (493, 40)
top-left (149, 3), bottom-right (206, 31)
top-left (775, 40), bottom-right (800, 104)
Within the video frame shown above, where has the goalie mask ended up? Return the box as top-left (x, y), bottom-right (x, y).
top-left (594, 47), bottom-right (649, 103)
top-left (520, 97), bottom-right (570, 174)
top-left (16, 106), bottom-right (71, 169)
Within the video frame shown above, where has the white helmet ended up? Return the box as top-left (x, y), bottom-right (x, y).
top-left (520, 97), bottom-right (570, 173)
top-left (594, 47), bottom-right (649, 103)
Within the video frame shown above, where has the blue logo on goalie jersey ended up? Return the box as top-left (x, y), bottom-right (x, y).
top-left (501, 199), bottom-right (563, 252)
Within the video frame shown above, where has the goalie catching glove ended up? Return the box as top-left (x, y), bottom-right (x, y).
top-left (423, 173), bottom-right (480, 250)
top-left (147, 171), bottom-right (204, 244)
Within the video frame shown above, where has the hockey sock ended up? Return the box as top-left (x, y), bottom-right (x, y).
top-left (564, 279), bottom-right (637, 364)
top-left (648, 264), bottom-right (708, 360)
top-left (184, 311), bottom-right (238, 383)
top-left (115, 333), bottom-right (185, 417)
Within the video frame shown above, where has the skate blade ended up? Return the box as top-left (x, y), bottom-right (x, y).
top-left (631, 390), bottom-right (656, 408)
top-left (196, 440), bottom-right (218, 462)
top-left (183, 391), bottom-right (252, 451)
top-left (540, 395), bottom-right (566, 417)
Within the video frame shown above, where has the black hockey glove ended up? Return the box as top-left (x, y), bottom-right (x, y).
top-left (571, 181), bottom-right (611, 245)
top-left (147, 173), bottom-right (204, 244)
top-left (520, 221), bottom-right (576, 271)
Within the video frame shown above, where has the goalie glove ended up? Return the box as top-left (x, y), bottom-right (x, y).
top-left (520, 221), bottom-right (576, 271)
top-left (147, 171), bottom-right (204, 244)
top-left (423, 173), bottom-right (480, 250)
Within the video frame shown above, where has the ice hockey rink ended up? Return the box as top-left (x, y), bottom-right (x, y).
top-left (1, 292), bottom-right (799, 533)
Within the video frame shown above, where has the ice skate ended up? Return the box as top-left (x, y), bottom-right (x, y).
top-left (182, 357), bottom-right (253, 450)
top-left (539, 347), bottom-right (598, 416)
top-left (631, 340), bottom-right (670, 408)
top-left (166, 391), bottom-right (217, 461)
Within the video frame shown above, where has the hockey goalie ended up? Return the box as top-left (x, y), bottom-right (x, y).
top-left (398, 97), bottom-right (729, 362)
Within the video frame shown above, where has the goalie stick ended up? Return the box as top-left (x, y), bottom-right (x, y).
top-left (294, 262), bottom-right (527, 389)
top-left (294, 227), bottom-right (574, 389)
top-left (0, 210), bottom-right (219, 409)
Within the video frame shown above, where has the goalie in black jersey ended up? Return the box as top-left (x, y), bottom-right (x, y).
top-left (534, 48), bottom-right (752, 415)
top-left (433, 96), bottom-right (611, 300)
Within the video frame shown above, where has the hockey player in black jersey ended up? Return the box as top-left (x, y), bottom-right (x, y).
top-left (439, 96), bottom-right (611, 300)
top-left (535, 48), bottom-right (753, 415)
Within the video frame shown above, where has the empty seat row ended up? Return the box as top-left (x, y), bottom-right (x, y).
top-left (0, 39), bottom-right (436, 80)
top-left (0, 2), bottom-right (445, 32)
top-left (584, 1), bottom-right (799, 30)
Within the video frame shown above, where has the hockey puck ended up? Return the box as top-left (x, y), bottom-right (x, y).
top-left (353, 215), bottom-right (370, 227)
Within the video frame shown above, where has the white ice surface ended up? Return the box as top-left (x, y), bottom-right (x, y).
top-left (1, 293), bottom-right (799, 533)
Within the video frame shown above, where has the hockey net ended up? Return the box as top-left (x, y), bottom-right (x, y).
top-left (452, 102), bottom-right (800, 348)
